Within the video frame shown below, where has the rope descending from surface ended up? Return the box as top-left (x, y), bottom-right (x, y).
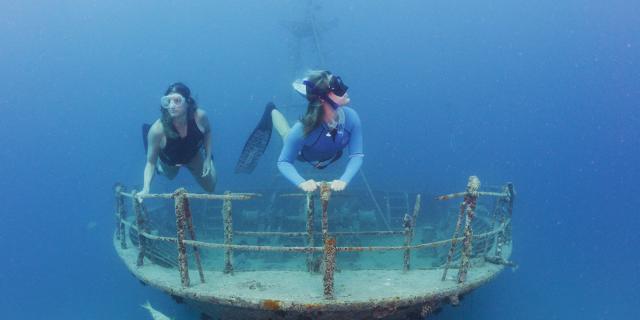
top-left (360, 170), bottom-right (391, 231)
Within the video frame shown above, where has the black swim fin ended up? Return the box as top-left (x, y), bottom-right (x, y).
top-left (235, 102), bottom-right (276, 174)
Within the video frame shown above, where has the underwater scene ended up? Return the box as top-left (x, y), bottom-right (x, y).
top-left (0, 1), bottom-right (638, 319)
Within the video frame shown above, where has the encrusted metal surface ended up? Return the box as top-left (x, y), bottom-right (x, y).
top-left (114, 178), bottom-right (514, 319)
top-left (115, 234), bottom-right (511, 319)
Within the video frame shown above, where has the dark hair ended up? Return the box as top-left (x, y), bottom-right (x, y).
top-left (160, 82), bottom-right (198, 138)
top-left (301, 71), bottom-right (332, 136)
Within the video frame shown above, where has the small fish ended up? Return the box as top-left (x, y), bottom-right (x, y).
top-left (141, 301), bottom-right (173, 320)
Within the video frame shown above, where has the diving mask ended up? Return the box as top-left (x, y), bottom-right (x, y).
top-left (160, 94), bottom-right (186, 108)
top-left (328, 75), bottom-right (348, 97)
top-left (299, 73), bottom-right (349, 97)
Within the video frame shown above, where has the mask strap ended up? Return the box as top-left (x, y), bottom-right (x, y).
top-left (304, 80), bottom-right (339, 110)
top-left (323, 94), bottom-right (340, 110)
top-left (303, 80), bottom-right (316, 92)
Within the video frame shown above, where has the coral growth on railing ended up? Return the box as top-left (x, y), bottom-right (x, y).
top-left (114, 176), bottom-right (514, 295)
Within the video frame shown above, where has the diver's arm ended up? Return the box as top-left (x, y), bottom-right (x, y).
top-left (339, 108), bottom-right (364, 185)
top-left (142, 123), bottom-right (163, 194)
top-left (196, 109), bottom-right (212, 160)
top-left (339, 155), bottom-right (364, 184)
top-left (196, 109), bottom-right (214, 176)
top-left (277, 123), bottom-right (306, 186)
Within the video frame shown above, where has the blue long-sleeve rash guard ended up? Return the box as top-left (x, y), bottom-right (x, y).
top-left (277, 107), bottom-right (364, 187)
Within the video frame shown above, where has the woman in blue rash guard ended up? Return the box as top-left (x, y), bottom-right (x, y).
top-left (236, 70), bottom-right (363, 192)
top-left (277, 70), bottom-right (363, 192)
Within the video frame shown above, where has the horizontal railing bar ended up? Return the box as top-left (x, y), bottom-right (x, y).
top-left (183, 240), bottom-right (323, 253)
top-left (278, 192), bottom-right (355, 198)
top-left (121, 219), bottom-right (178, 242)
top-left (436, 191), bottom-right (508, 201)
top-left (119, 192), bottom-right (259, 201)
top-left (233, 230), bottom-right (404, 237)
top-left (118, 215), bottom-right (505, 253)
top-left (337, 229), bottom-right (501, 252)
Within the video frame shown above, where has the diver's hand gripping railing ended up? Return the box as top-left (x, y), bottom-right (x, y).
top-left (113, 178), bottom-right (514, 297)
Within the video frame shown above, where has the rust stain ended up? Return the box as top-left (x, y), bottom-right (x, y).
top-left (325, 237), bottom-right (336, 246)
top-left (262, 299), bottom-right (281, 311)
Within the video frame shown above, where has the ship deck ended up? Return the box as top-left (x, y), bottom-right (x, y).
top-left (113, 178), bottom-right (515, 319)
top-left (115, 234), bottom-right (511, 319)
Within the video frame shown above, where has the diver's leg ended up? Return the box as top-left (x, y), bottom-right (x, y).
top-left (186, 153), bottom-right (217, 193)
top-left (271, 108), bottom-right (290, 139)
top-left (158, 160), bottom-right (179, 179)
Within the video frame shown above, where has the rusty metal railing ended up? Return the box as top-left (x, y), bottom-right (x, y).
top-left (114, 176), bottom-right (514, 299)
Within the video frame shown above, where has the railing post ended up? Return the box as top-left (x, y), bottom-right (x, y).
top-left (495, 213), bottom-right (505, 258)
top-left (506, 182), bottom-right (515, 217)
top-left (320, 182), bottom-right (332, 243)
top-left (403, 194), bottom-right (422, 272)
top-left (483, 195), bottom-right (502, 259)
top-left (323, 236), bottom-right (336, 300)
top-left (114, 183), bottom-right (127, 249)
top-left (457, 176), bottom-right (480, 284)
top-left (183, 192), bottom-right (206, 283)
top-left (495, 183), bottom-right (515, 258)
top-left (402, 214), bottom-right (412, 272)
top-left (319, 182), bottom-right (336, 299)
top-left (505, 182), bottom-right (515, 243)
top-left (497, 185), bottom-right (510, 258)
top-left (174, 188), bottom-right (190, 287)
top-left (441, 202), bottom-right (466, 281)
top-left (442, 176), bottom-right (480, 281)
top-left (132, 190), bottom-right (147, 267)
top-left (411, 194), bottom-right (422, 230)
top-left (222, 191), bottom-right (234, 274)
top-left (305, 193), bottom-right (315, 272)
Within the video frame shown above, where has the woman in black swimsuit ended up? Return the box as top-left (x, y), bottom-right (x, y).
top-left (139, 82), bottom-right (216, 195)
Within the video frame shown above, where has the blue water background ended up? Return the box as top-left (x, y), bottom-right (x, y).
top-left (0, 1), bottom-right (638, 319)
